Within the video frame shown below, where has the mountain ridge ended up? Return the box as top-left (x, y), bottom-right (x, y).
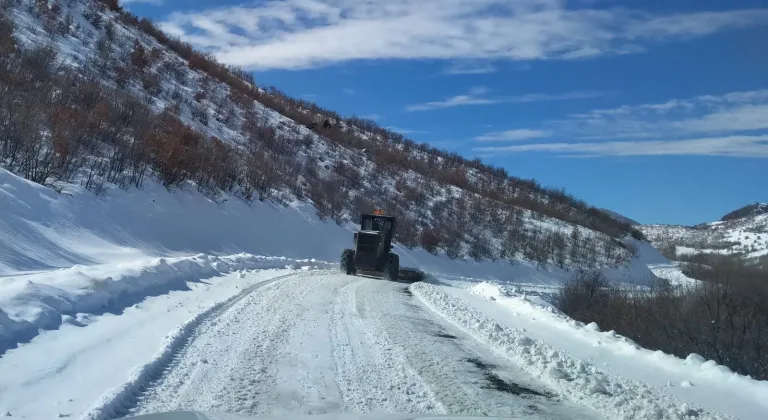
top-left (640, 203), bottom-right (768, 268)
top-left (720, 203), bottom-right (768, 222)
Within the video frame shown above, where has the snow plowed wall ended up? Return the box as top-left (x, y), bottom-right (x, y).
top-left (0, 169), bottom-right (658, 282)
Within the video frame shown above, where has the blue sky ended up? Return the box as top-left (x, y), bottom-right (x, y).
top-left (123, 0), bottom-right (767, 225)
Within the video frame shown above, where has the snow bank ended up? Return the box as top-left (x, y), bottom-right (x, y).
top-left (0, 168), bottom-right (351, 276)
top-left (422, 281), bottom-right (768, 420)
top-left (0, 253), bottom-right (331, 354)
top-left (0, 267), bottom-right (297, 419)
top-left (412, 282), bottom-right (737, 420)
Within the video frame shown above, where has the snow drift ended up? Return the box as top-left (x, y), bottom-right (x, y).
top-left (412, 281), bottom-right (765, 420)
top-left (0, 252), bottom-right (330, 354)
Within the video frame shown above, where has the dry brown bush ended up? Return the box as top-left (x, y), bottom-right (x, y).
top-left (556, 266), bottom-right (768, 380)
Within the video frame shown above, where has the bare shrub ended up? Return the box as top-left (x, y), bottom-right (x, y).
top-left (395, 215), bottom-right (419, 249)
top-left (419, 229), bottom-right (440, 254)
top-left (556, 265), bottom-right (768, 380)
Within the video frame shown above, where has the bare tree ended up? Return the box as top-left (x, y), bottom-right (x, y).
top-left (570, 227), bottom-right (583, 265)
top-left (552, 230), bottom-right (568, 268)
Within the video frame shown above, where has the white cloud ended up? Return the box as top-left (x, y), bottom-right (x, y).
top-left (474, 135), bottom-right (768, 157)
top-left (472, 89), bottom-right (768, 157)
top-left (159, 0), bottom-right (768, 70)
top-left (573, 89), bottom-right (768, 119)
top-left (475, 129), bottom-right (551, 142)
top-left (625, 10), bottom-right (768, 39)
top-left (558, 90), bottom-right (768, 139)
top-left (360, 114), bottom-right (383, 121)
top-left (405, 94), bottom-right (501, 111)
top-left (386, 126), bottom-right (427, 135)
top-left (343, 88), bottom-right (355, 95)
top-left (406, 88), bottom-right (602, 111)
top-left (673, 104), bottom-right (768, 133)
top-left (443, 61), bottom-right (497, 75)
top-left (508, 91), bottom-right (605, 103)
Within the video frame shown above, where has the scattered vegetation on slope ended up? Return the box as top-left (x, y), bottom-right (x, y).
top-left (1, 0), bottom-right (642, 267)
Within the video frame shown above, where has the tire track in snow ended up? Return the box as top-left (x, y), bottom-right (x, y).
top-left (99, 271), bottom-right (602, 419)
top-left (339, 278), bottom-right (599, 419)
top-left (82, 270), bottom-right (299, 420)
top-left (126, 271), bottom-right (351, 418)
top-left (329, 278), bottom-right (444, 413)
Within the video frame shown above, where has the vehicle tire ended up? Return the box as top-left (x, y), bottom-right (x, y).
top-left (385, 253), bottom-right (399, 281)
top-left (341, 249), bottom-right (356, 275)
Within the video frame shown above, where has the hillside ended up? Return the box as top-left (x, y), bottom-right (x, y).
top-left (721, 203), bottom-right (768, 222)
top-left (640, 203), bottom-right (768, 268)
top-left (4, 2), bottom-right (768, 419)
top-left (0, 0), bottom-right (643, 271)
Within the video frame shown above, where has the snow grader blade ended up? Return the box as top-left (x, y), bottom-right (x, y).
top-left (398, 267), bottom-right (425, 282)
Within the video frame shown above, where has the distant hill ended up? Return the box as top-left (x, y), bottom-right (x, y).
top-left (640, 203), bottom-right (768, 269)
top-left (721, 203), bottom-right (768, 222)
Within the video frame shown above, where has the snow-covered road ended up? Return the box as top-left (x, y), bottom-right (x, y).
top-left (5, 267), bottom-right (763, 420)
top-left (123, 271), bottom-right (597, 420)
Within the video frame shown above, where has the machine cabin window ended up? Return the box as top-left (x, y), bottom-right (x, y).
top-left (363, 217), bottom-right (392, 233)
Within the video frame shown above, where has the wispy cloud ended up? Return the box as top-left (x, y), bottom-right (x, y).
top-left (406, 88), bottom-right (602, 112)
top-left (387, 126), bottom-right (428, 135)
top-left (360, 114), bottom-right (383, 121)
top-left (559, 89), bottom-right (768, 139)
top-left (509, 91), bottom-right (605, 103)
top-left (473, 89), bottom-right (768, 157)
top-left (443, 61), bottom-right (496, 75)
top-left (159, 0), bottom-right (768, 70)
top-left (624, 10), bottom-right (768, 39)
top-left (475, 129), bottom-right (551, 142)
top-left (474, 135), bottom-right (768, 158)
top-left (405, 94), bottom-right (500, 112)
top-left (672, 104), bottom-right (768, 134)
top-left (343, 88), bottom-right (356, 95)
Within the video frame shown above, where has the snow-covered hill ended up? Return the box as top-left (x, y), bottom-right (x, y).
top-left (1, 0), bottom-right (641, 269)
top-left (640, 203), bottom-right (768, 264)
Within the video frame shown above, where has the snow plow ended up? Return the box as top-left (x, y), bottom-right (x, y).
top-left (340, 211), bottom-right (424, 282)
